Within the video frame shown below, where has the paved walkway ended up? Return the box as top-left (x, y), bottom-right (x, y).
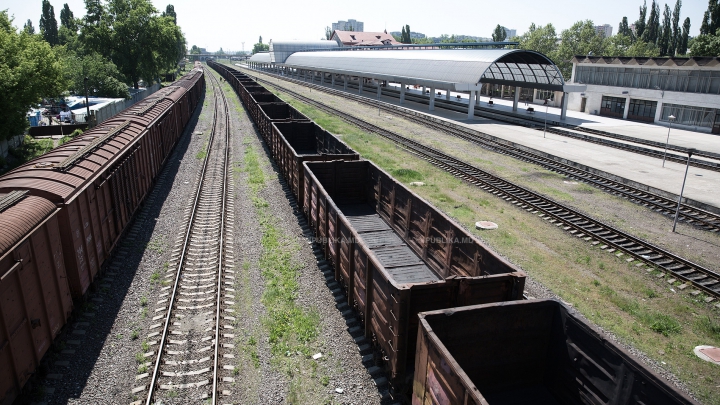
top-left (384, 83), bottom-right (720, 155)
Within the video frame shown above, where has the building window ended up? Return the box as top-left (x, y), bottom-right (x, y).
top-left (536, 90), bottom-right (555, 101)
top-left (660, 103), bottom-right (717, 128)
top-left (574, 65), bottom-right (720, 95)
top-left (627, 99), bottom-right (657, 123)
top-left (600, 96), bottom-right (626, 118)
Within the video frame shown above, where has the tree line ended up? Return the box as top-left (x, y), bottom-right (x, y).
top-left (1, 0), bottom-right (186, 141)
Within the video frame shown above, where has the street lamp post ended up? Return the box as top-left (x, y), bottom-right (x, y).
top-left (672, 148), bottom-right (695, 233)
top-left (83, 77), bottom-right (91, 125)
top-left (662, 115), bottom-right (676, 167)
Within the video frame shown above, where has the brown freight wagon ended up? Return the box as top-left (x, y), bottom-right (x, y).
top-left (0, 72), bottom-right (204, 299)
top-left (302, 160), bottom-right (525, 388)
top-left (271, 121), bottom-right (358, 208)
top-left (254, 102), bottom-right (309, 141)
top-left (0, 191), bottom-right (72, 405)
top-left (413, 300), bottom-right (698, 405)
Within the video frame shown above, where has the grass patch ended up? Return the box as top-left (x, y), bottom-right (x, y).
top-left (240, 140), bottom-right (327, 402)
top-left (391, 168), bottom-right (423, 182)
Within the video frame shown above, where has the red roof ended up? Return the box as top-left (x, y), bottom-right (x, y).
top-left (331, 30), bottom-right (400, 46)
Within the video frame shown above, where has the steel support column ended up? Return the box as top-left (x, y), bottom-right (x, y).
top-left (429, 87), bottom-right (436, 111)
top-left (560, 92), bottom-right (568, 120)
top-left (400, 83), bottom-right (405, 104)
top-left (468, 91), bottom-right (476, 119)
top-left (359, 78), bottom-right (363, 94)
top-left (513, 86), bottom-right (520, 112)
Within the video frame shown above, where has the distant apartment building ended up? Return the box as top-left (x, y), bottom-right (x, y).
top-left (331, 19), bottom-right (364, 32)
top-left (503, 27), bottom-right (516, 38)
top-left (594, 24), bottom-right (613, 38)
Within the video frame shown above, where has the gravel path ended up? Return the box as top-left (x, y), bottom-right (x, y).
top-left (216, 73), bottom-right (386, 404)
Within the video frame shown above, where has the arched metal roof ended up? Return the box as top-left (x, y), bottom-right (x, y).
top-left (269, 40), bottom-right (339, 63)
top-left (279, 49), bottom-right (566, 91)
top-left (249, 52), bottom-right (272, 64)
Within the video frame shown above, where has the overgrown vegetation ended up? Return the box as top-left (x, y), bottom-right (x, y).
top-left (240, 143), bottom-right (329, 402)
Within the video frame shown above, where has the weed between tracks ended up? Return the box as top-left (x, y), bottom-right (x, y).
top-left (240, 144), bottom-right (328, 403)
top-left (274, 90), bottom-right (720, 404)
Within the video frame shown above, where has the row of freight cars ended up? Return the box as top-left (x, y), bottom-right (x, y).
top-left (210, 61), bottom-right (697, 405)
top-left (0, 66), bottom-right (205, 404)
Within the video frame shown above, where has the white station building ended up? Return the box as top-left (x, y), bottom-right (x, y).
top-left (567, 55), bottom-right (720, 134)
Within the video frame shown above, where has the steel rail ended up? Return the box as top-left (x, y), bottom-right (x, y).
top-left (145, 67), bottom-right (229, 405)
top-left (250, 66), bottom-right (720, 171)
top-left (256, 76), bottom-right (720, 300)
top-left (245, 67), bottom-right (720, 234)
top-left (210, 66), bottom-right (230, 405)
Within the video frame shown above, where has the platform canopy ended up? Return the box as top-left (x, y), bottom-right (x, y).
top-left (248, 52), bottom-right (272, 64)
top-left (279, 49), bottom-right (569, 92)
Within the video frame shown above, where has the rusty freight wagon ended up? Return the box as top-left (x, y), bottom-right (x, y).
top-left (413, 300), bottom-right (698, 405)
top-left (254, 102), bottom-right (309, 141)
top-left (302, 160), bottom-right (526, 388)
top-left (0, 191), bottom-right (72, 405)
top-left (0, 70), bottom-right (204, 299)
top-left (270, 121), bottom-right (358, 207)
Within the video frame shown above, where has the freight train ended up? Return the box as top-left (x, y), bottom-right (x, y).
top-left (209, 60), bottom-right (698, 404)
top-left (0, 67), bottom-right (204, 404)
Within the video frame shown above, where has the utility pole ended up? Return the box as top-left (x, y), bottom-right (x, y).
top-left (84, 77), bottom-right (91, 126)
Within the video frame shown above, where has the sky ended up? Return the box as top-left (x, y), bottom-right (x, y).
top-left (3, 0), bottom-right (706, 53)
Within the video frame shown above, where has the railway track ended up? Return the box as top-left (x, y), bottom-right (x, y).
top-left (244, 67), bottom-right (720, 234)
top-left (255, 75), bottom-right (720, 301)
top-left (263, 69), bottom-right (720, 171)
top-left (138, 67), bottom-right (235, 405)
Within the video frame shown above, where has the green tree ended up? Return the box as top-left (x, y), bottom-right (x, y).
top-left (618, 17), bottom-right (634, 40)
top-left (39, 0), bottom-right (59, 45)
top-left (605, 34), bottom-right (660, 56)
top-left (678, 17), bottom-right (691, 54)
top-left (86, 0), bottom-right (184, 88)
top-left (60, 3), bottom-right (76, 31)
top-left (641, 0), bottom-right (661, 44)
top-left (0, 11), bottom-right (66, 140)
top-left (690, 28), bottom-right (720, 56)
top-left (190, 44), bottom-right (200, 54)
top-left (401, 24), bottom-right (411, 43)
top-left (23, 19), bottom-right (35, 35)
top-left (162, 4), bottom-right (176, 24)
top-left (60, 49), bottom-right (129, 98)
top-left (325, 26), bottom-right (332, 40)
top-left (515, 23), bottom-right (557, 56)
top-left (252, 35), bottom-right (269, 54)
top-left (669, 0), bottom-right (681, 56)
top-left (555, 20), bottom-right (606, 79)
top-left (635, 0), bottom-right (648, 39)
top-left (79, 0), bottom-right (111, 57)
top-left (658, 4), bottom-right (671, 55)
top-left (492, 24), bottom-right (507, 42)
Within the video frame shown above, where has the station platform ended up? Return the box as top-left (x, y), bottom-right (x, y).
top-left (386, 83), bottom-right (720, 155)
top-left (384, 91), bottom-right (720, 211)
top-left (242, 66), bottom-right (720, 212)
